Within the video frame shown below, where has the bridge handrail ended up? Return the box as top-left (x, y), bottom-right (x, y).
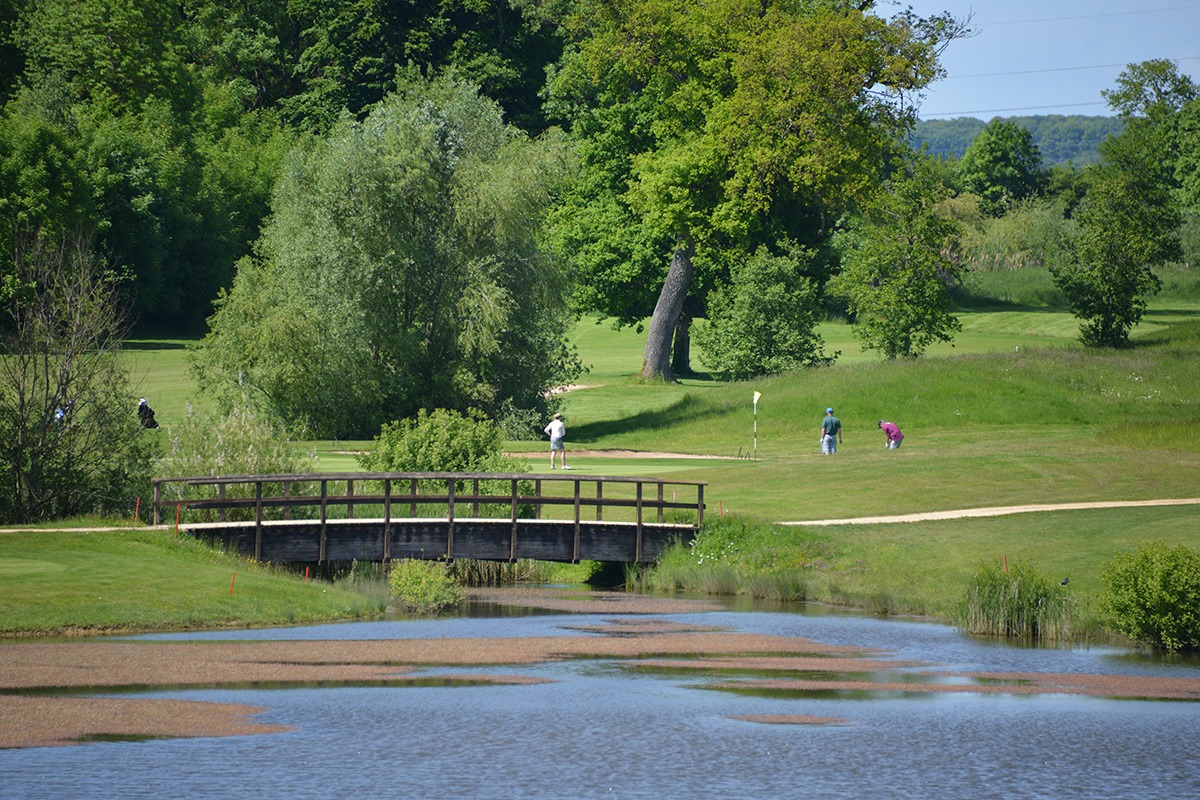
top-left (151, 472), bottom-right (706, 559)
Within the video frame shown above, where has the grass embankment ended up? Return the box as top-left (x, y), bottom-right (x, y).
top-left (0, 527), bottom-right (384, 637)
top-left (8, 270), bottom-right (1200, 637)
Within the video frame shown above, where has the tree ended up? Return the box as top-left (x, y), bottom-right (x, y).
top-left (1051, 131), bottom-right (1175, 347)
top-left (832, 161), bottom-right (963, 358)
top-left (548, 0), bottom-right (965, 381)
top-left (693, 245), bottom-right (834, 380)
top-left (958, 119), bottom-right (1046, 216)
top-left (194, 72), bottom-right (579, 438)
top-left (1051, 61), bottom-right (1186, 348)
top-left (0, 227), bottom-right (154, 523)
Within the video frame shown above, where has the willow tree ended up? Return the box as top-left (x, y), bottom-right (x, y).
top-left (548, 0), bottom-right (965, 381)
top-left (195, 72), bottom-right (579, 437)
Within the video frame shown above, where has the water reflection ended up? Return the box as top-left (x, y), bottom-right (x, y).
top-left (4, 596), bottom-right (1200, 799)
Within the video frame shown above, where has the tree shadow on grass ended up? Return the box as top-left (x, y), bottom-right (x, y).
top-left (571, 392), bottom-right (736, 445)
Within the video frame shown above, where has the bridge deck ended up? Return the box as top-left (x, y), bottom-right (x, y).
top-left (156, 471), bottom-right (706, 563)
top-left (185, 516), bottom-right (695, 564)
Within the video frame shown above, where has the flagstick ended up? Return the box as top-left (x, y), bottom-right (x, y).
top-left (752, 391), bottom-right (761, 461)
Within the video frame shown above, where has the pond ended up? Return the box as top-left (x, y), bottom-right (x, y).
top-left (4, 598), bottom-right (1200, 800)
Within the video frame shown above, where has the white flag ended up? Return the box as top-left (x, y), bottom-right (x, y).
top-left (753, 391), bottom-right (761, 406)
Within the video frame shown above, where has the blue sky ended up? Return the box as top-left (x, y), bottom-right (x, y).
top-left (890, 1), bottom-right (1200, 120)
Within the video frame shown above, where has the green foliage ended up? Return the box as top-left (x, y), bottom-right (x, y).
top-left (832, 162), bottom-right (964, 358)
top-left (357, 408), bottom-right (522, 475)
top-left (962, 559), bottom-right (1075, 640)
top-left (389, 558), bottom-right (464, 614)
top-left (156, 402), bottom-right (314, 522)
top-left (1100, 541), bottom-right (1200, 651)
top-left (359, 408), bottom-right (531, 516)
top-left (694, 246), bottom-right (835, 380)
top-left (195, 72), bottom-right (579, 436)
top-left (958, 198), bottom-right (1078, 277)
top-left (958, 120), bottom-right (1047, 216)
top-left (1052, 133), bottom-right (1175, 347)
top-left (548, 0), bottom-right (956, 376)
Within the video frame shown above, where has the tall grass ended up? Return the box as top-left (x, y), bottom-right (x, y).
top-left (652, 515), bottom-right (832, 600)
top-left (962, 559), bottom-right (1075, 640)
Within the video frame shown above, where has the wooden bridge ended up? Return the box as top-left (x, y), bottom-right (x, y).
top-left (152, 472), bottom-right (706, 564)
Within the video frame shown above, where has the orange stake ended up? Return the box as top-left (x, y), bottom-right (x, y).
top-left (230, 573), bottom-right (236, 596)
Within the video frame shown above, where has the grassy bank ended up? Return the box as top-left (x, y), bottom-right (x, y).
top-left (7, 275), bottom-right (1200, 637)
top-left (0, 527), bottom-right (384, 636)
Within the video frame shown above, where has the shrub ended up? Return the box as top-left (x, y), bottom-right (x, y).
top-left (389, 559), bottom-right (464, 614)
top-left (963, 559), bottom-right (1074, 640)
top-left (359, 408), bottom-right (532, 516)
top-left (158, 403), bottom-right (314, 522)
top-left (1100, 541), bottom-right (1200, 651)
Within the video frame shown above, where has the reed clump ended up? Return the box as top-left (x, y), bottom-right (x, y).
top-left (388, 559), bottom-right (463, 614)
top-left (963, 559), bottom-right (1075, 640)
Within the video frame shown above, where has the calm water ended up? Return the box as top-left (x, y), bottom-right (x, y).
top-left (5, 601), bottom-right (1200, 800)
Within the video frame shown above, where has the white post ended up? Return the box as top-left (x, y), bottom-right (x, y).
top-left (752, 391), bottom-right (761, 461)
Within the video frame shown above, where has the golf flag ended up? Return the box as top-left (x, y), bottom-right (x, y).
top-left (752, 391), bottom-right (760, 461)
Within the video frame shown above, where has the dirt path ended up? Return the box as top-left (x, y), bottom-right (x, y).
top-left (782, 497), bottom-right (1200, 526)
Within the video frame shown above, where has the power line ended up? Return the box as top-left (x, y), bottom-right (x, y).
top-left (983, 4), bottom-right (1200, 26)
top-left (921, 101), bottom-right (1109, 118)
top-left (947, 56), bottom-right (1200, 79)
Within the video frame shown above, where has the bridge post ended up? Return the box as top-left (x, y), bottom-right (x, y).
top-left (509, 478), bottom-right (518, 561)
top-left (219, 484), bottom-right (226, 523)
top-left (409, 478), bottom-right (417, 517)
top-left (657, 483), bottom-right (664, 523)
top-left (697, 485), bottom-right (704, 527)
top-left (347, 479), bottom-right (355, 519)
top-left (319, 480), bottom-right (328, 563)
top-left (283, 481), bottom-right (291, 520)
top-left (596, 482), bottom-right (603, 521)
top-left (254, 481), bottom-right (263, 561)
top-left (383, 478), bottom-right (392, 561)
top-left (153, 483), bottom-right (161, 525)
top-left (472, 478), bottom-right (480, 517)
top-left (447, 478), bottom-right (456, 559)
top-left (572, 480), bottom-right (581, 562)
top-left (636, 482), bottom-right (644, 562)
top-left (535, 480), bottom-right (542, 519)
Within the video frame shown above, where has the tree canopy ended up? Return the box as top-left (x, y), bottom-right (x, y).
top-left (194, 73), bottom-right (579, 437)
top-left (548, 0), bottom-right (964, 380)
top-left (958, 119), bottom-right (1046, 216)
top-left (832, 160), bottom-right (963, 358)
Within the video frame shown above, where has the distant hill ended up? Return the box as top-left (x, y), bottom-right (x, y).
top-left (911, 115), bottom-right (1126, 167)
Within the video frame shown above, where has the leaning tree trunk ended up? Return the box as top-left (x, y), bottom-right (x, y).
top-left (640, 236), bottom-right (695, 382)
top-left (671, 307), bottom-right (692, 377)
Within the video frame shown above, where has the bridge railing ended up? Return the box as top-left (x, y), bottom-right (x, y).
top-left (152, 470), bottom-right (706, 543)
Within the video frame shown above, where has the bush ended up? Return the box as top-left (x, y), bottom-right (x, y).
top-left (157, 402), bottom-right (314, 522)
top-left (1100, 541), bottom-right (1200, 651)
top-left (693, 245), bottom-right (834, 380)
top-left (962, 559), bottom-right (1074, 640)
top-left (389, 559), bottom-right (464, 614)
top-left (359, 408), bottom-right (532, 516)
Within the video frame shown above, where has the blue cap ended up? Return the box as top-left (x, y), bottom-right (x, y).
top-left (826, 407), bottom-right (834, 413)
